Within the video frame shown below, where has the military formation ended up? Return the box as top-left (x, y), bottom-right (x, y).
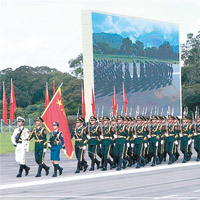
top-left (71, 114), bottom-right (200, 173)
top-left (11, 113), bottom-right (200, 177)
top-left (94, 59), bottom-right (173, 97)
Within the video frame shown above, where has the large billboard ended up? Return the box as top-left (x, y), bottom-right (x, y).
top-left (82, 11), bottom-right (181, 119)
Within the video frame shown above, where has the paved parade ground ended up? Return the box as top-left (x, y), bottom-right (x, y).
top-left (0, 150), bottom-right (200, 200)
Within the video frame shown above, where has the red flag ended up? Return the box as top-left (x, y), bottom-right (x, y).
top-left (2, 81), bottom-right (8, 124)
top-left (112, 87), bottom-right (117, 116)
top-left (53, 80), bottom-right (56, 96)
top-left (82, 87), bottom-right (86, 119)
top-left (45, 82), bottom-right (50, 108)
top-left (91, 88), bottom-right (96, 117)
top-left (123, 83), bottom-right (128, 116)
top-left (41, 87), bottom-right (73, 159)
top-left (9, 79), bottom-right (17, 124)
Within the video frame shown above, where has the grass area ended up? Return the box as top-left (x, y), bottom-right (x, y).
top-left (0, 132), bottom-right (75, 155)
top-left (94, 54), bottom-right (179, 64)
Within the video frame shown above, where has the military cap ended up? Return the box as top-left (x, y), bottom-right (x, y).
top-left (80, 116), bottom-right (85, 122)
top-left (168, 115), bottom-right (175, 120)
top-left (182, 115), bottom-right (187, 120)
top-left (151, 115), bottom-right (157, 120)
top-left (36, 116), bottom-right (44, 122)
top-left (187, 115), bottom-right (192, 120)
top-left (53, 122), bottom-right (59, 126)
top-left (90, 116), bottom-right (97, 121)
top-left (76, 117), bottom-right (83, 123)
top-left (117, 115), bottom-right (124, 120)
top-left (175, 116), bottom-right (180, 120)
top-left (124, 116), bottom-right (130, 121)
top-left (17, 116), bottom-right (25, 122)
top-left (103, 116), bottom-right (110, 121)
top-left (98, 117), bottom-right (103, 121)
top-left (145, 116), bottom-right (150, 120)
top-left (131, 116), bottom-right (136, 121)
top-left (137, 116), bottom-right (143, 121)
top-left (196, 115), bottom-right (200, 120)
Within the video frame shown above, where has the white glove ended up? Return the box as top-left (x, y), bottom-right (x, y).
top-left (87, 135), bottom-right (91, 139)
top-left (174, 141), bottom-right (178, 145)
top-left (131, 143), bottom-right (134, 148)
top-left (165, 133), bottom-right (169, 137)
top-left (179, 134), bottom-right (183, 138)
top-left (63, 149), bottom-right (66, 154)
top-left (82, 145), bottom-right (86, 150)
top-left (127, 143), bottom-right (130, 147)
top-left (43, 148), bottom-right (47, 153)
top-left (113, 143), bottom-right (115, 147)
top-left (110, 137), bottom-right (112, 140)
top-left (147, 135), bottom-right (151, 138)
top-left (48, 143), bottom-right (52, 148)
top-left (133, 135), bottom-right (137, 138)
top-left (144, 143), bottom-right (147, 148)
top-left (194, 132), bottom-right (197, 136)
top-left (114, 134), bottom-right (117, 139)
top-left (161, 140), bottom-right (164, 145)
top-left (100, 144), bottom-right (102, 148)
top-left (156, 141), bottom-right (158, 147)
top-left (100, 135), bottom-right (104, 139)
top-left (188, 139), bottom-right (192, 145)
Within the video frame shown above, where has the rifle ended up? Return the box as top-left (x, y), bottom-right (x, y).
top-left (15, 127), bottom-right (24, 144)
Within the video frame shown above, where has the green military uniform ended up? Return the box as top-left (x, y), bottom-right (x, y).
top-left (165, 116), bottom-right (176, 164)
top-left (101, 116), bottom-right (113, 171)
top-left (149, 116), bottom-right (159, 166)
top-left (28, 117), bottom-right (49, 177)
top-left (134, 116), bottom-right (144, 168)
top-left (194, 116), bottom-right (200, 161)
top-left (87, 116), bottom-right (101, 171)
top-left (71, 117), bottom-right (88, 173)
top-left (114, 116), bottom-right (128, 171)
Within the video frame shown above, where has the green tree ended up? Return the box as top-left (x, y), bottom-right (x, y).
top-left (68, 54), bottom-right (83, 78)
top-left (120, 38), bottom-right (134, 56)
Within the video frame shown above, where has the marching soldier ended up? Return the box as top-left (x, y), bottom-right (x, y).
top-left (71, 117), bottom-right (88, 173)
top-left (165, 115), bottom-right (176, 165)
top-left (28, 117), bottom-right (50, 177)
top-left (87, 116), bottom-right (101, 171)
top-left (194, 115), bottom-right (200, 161)
top-left (100, 116), bottom-right (113, 171)
top-left (11, 117), bottom-right (30, 177)
top-left (48, 122), bottom-right (66, 177)
top-left (149, 115), bottom-right (159, 167)
top-left (114, 115), bottom-right (128, 171)
top-left (134, 116), bottom-right (145, 168)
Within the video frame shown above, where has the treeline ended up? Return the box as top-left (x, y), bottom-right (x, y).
top-left (0, 66), bottom-right (83, 118)
top-left (94, 38), bottom-right (179, 60)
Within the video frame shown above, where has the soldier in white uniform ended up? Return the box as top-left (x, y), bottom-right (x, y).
top-left (11, 116), bottom-right (30, 177)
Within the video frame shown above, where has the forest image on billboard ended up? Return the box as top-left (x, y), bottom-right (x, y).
top-left (92, 12), bottom-right (180, 116)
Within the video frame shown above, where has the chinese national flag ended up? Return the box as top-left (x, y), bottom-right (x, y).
top-left (123, 83), bottom-right (128, 116)
top-left (9, 79), bottom-right (17, 124)
top-left (41, 87), bottom-right (73, 159)
top-left (112, 87), bottom-right (117, 116)
top-left (45, 82), bottom-right (50, 108)
top-left (91, 88), bottom-right (96, 117)
top-left (2, 81), bottom-right (8, 124)
top-left (82, 87), bottom-right (86, 119)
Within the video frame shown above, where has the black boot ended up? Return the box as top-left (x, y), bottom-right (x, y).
top-left (42, 163), bottom-right (50, 176)
top-left (122, 159), bottom-right (127, 169)
top-left (16, 164), bottom-right (24, 177)
top-left (94, 159), bottom-right (100, 169)
top-left (83, 161), bottom-right (88, 172)
top-left (57, 164), bottom-right (63, 175)
top-left (136, 156), bottom-right (141, 168)
top-left (107, 158), bottom-right (114, 169)
top-left (151, 156), bottom-right (156, 167)
top-left (23, 164), bottom-right (30, 176)
top-left (116, 158), bottom-right (122, 171)
top-left (35, 164), bottom-right (43, 177)
top-left (75, 161), bottom-right (81, 173)
top-left (197, 151), bottom-right (200, 161)
top-left (168, 154), bottom-right (172, 165)
top-left (52, 164), bottom-right (58, 177)
top-left (89, 159), bottom-right (95, 171)
top-left (102, 160), bottom-right (107, 171)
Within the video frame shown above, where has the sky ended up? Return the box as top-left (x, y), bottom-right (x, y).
top-left (0, 0), bottom-right (199, 72)
top-left (92, 12), bottom-right (179, 48)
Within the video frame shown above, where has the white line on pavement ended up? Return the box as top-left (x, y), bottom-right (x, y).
top-left (0, 162), bottom-right (199, 190)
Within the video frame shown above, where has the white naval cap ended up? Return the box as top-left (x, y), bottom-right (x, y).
top-left (17, 116), bottom-right (25, 122)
